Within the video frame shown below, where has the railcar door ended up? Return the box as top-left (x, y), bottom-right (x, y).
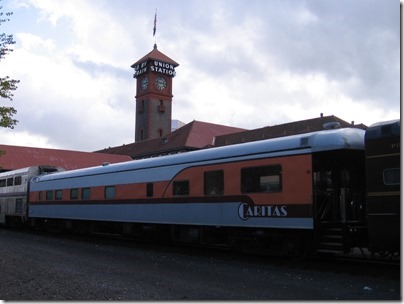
top-left (312, 149), bottom-right (366, 253)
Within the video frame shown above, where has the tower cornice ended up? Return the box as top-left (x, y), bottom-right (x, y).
top-left (131, 45), bottom-right (179, 69)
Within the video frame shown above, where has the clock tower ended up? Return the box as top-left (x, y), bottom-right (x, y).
top-left (131, 44), bottom-right (179, 142)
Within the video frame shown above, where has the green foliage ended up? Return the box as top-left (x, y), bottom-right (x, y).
top-left (0, 0), bottom-right (19, 129)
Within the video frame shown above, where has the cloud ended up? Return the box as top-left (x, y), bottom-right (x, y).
top-left (70, 56), bottom-right (130, 79)
top-left (1, 30), bottom-right (134, 150)
top-left (259, 0), bottom-right (400, 107)
top-left (0, 0), bottom-right (399, 152)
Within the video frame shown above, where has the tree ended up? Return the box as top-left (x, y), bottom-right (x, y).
top-left (0, 0), bottom-right (18, 129)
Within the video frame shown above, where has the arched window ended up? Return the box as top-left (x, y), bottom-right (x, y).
top-left (158, 100), bottom-right (165, 112)
top-left (139, 100), bottom-right (145, 112)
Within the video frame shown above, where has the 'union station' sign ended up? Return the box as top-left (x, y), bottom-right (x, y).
top-left (133, 60), bottom-right (176, 78)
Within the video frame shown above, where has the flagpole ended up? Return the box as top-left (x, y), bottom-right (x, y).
top-left (153, 9), bottom-right (157, 47)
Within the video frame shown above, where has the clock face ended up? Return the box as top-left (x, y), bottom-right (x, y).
top-left (141, 77), bottom-right (148, 90)
top-left (155, 76), bottom-right (167, 90)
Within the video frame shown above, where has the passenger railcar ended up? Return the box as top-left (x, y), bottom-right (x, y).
top-left (365, 119), bottom-right (400, 255)
top-left (0, 166), bottom-right (64, 226)
top-left (1, 122), bottom-right (398, 258)
top-left (26, 127), bottom-right (366, 256)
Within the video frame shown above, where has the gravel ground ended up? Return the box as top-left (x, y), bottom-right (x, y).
top-left (0, 228), bottom-right (400, 301)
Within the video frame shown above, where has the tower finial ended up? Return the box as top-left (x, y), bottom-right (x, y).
top-left (154, 43), bottom-right (157, 50)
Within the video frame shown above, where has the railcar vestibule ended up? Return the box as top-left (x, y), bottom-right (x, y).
top-left (313, 150), bottom-right (366, 225)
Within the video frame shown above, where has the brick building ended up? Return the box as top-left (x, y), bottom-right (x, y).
top-left (98, 46), bottom-right (367, 159)
top-left (132, 44), bottom-right (179, 142)
top-left (0, 144), bottom-right (131, 172)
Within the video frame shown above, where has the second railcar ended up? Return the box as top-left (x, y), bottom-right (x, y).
top-left (365, 119), bottom-right (400, 255)
top-left (0, 166), bottom-right (64, 226)
top-left (27, 127), bottom-right (366, 255)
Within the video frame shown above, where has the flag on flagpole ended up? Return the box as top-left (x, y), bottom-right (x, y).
top-left (153, 10), bottom-right (157, 36)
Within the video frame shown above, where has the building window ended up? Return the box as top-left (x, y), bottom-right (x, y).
top-left (14, 176), bottom-right (22, 186)
top-left (70, 189), bottom-right (79, 200)
top-left (157, 128), bottom-right (163, 137)
top-left (105, 186), bottom-right (116, 199)
top-left (46, 190), bottom-right (53, 201)
top-left (140, 129), bottom-right (144, 141)
top-left (204, 170), bottom-right (224, 195)
top-left (55, 190), bottom-right (63, 200)
top-left (241, 165), bottom-right (282, 193)
top-left (139, 100), bottom-right (145, 113)
top-left (147, 183), bottom-right (153, 197)
top-left (82, 188), bottom-right (91, 200)
top-left (384, 168), bottom-right (400, 185)
top-left (173, 180), bottom-right (189, 196)
top-left (158, 100), bottom-right (165, 112)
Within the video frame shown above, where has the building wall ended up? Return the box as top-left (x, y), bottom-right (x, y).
top-left (135, 97), bottom-right (172, 141)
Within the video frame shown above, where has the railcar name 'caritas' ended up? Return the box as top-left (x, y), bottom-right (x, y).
top-left (238, 203), bottom-right (287, 220)
top-left (0, 119), bottom-right (400, 259)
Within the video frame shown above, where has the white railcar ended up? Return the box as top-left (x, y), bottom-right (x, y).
top-left (0, 166), bottom-right (64, 225)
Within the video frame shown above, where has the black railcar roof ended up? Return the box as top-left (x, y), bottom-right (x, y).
top-left (365, 119), bottom-right (400, 140)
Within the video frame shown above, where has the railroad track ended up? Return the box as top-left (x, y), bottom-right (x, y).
top-left (312, 249), bottom-right (400, 269)
top-left (78, 230), bottom-right (402, 271)
top-left (8, 226), bottom-right (401, 271)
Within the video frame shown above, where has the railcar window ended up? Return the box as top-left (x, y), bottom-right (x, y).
top-left (46, 190), bottom-right (53, 201)
top-left (105, 186), bottom-right (116, 199)
top-left (82, 188), bottom-right (91, 200)
top-left (0, 179), bottom-right (5, 187)
top-left (204, 170), bottom-right (224, 195)
top-left (6, 178), bottom-right (13, 187)
top-left (14, 176), bottom-right (22, 186)
top-left (173, 180), bottom-right (189, 196)
top-left (39, 191), bottom-right (43, 201)
top-left (383, 168), bottom-right (400, 186)
top-left (55, 190), bottom-right (63, 200)
top-left (147, 183), bottom-right (153, 197)
top-left (70, 189), bottom-right (79, 200)
top-left (241, 165), bottom-right (282, 193)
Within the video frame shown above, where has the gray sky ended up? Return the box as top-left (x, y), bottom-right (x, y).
top-left (1, 0), bottom-right (400, 151)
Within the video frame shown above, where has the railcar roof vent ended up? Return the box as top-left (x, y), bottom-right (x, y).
top-left (323, 122), bottom-right (341, 130)
top-left (102, 162), bottom-right (110, 166)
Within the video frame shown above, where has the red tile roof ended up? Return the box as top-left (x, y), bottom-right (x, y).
top-left (0, 144), bottom-right (132, 171)
top-left (214, 115), bottom-right (367, 147)
top-left (131, 44), bottom-right (179, 68)
top-left (96, 120), bottom-right (246, 159)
